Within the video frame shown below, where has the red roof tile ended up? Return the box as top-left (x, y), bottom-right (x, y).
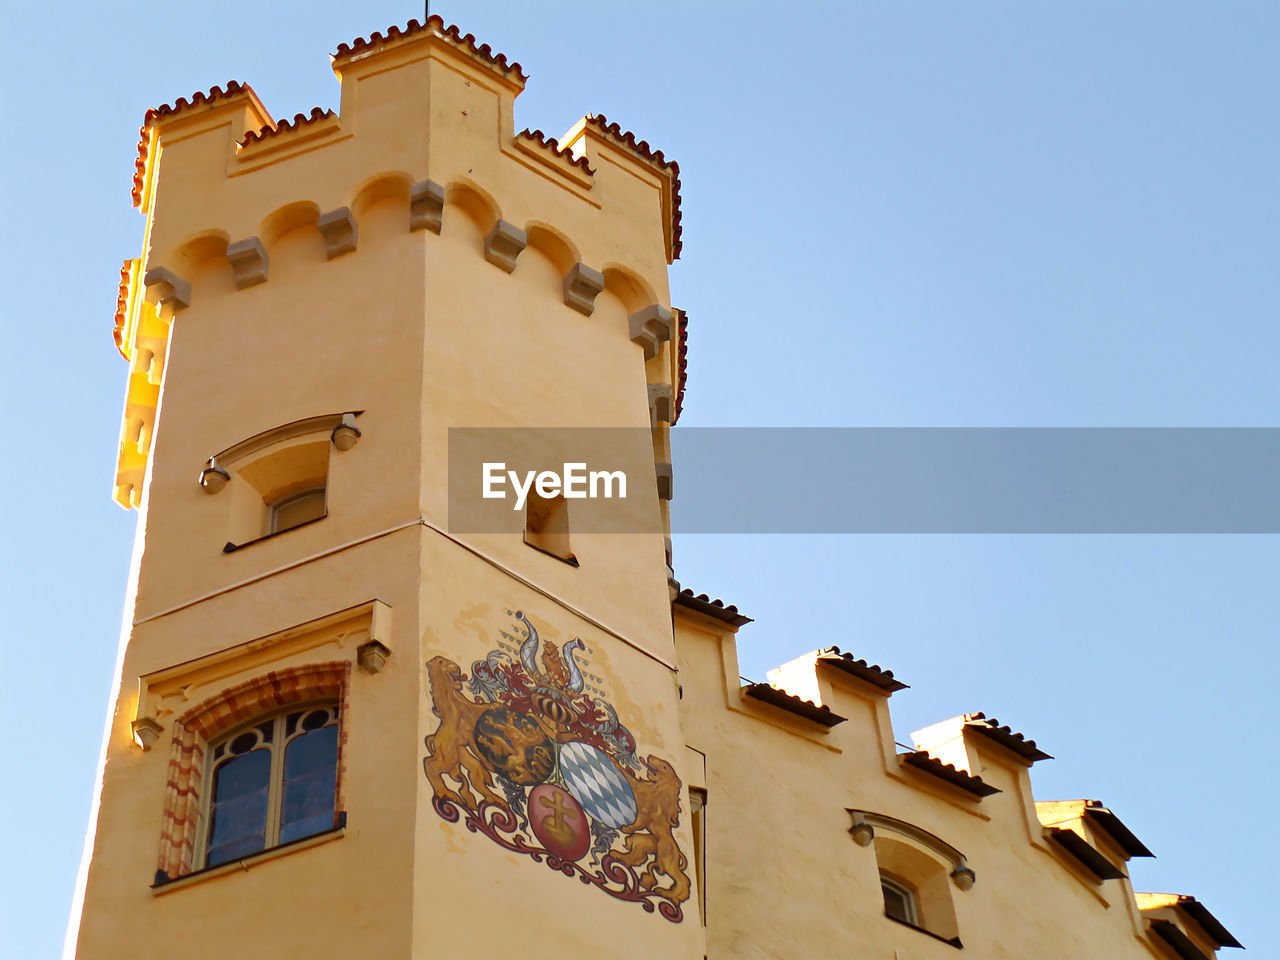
top-left (818, 646), bottom-right (908, 693)
top-left (742, 683), bottom-right (847, 727)
top-left (1045, 828), bottom-right (1127, 881)
top-left (1080, 800), bottom-right (1154, 858)
top-left (1171, 896), bottom-right (1243, 949)
top-left (517, 128), bottom-right (594, 173)
top-left (333, 16), bottom-right (527, 84)
top-left (130, 81), bottom-right (255, 206)
top-left (673, 587), bottom-right (751, 626)
top-left (900, 751), bottom-right (1001, 797)
top-left (585, 114), bottom-right (683, 260)
top-left (240, 107), bottom-right (336, 147)
top-left (673, 309), bottom-right (688, 424)
top-left (964, 712), bottom-right (1053, 762)
top-left (112, 260), bottom-right (131, 359)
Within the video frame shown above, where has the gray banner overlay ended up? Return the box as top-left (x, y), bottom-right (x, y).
top-left (448, 428), bottom-right (1280, 533)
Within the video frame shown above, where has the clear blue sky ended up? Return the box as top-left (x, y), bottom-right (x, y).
top-left (3, 2), bottom-right (1276, 956)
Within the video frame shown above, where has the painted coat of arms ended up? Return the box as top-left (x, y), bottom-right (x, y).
top-left (423, 611), bottom-right (691, 922)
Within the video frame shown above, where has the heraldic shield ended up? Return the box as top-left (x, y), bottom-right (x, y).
top-left (423, 611), bottom-right (691, 922)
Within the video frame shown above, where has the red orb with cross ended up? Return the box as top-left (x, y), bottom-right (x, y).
top-left (528, 783), bottom-right (591, 861)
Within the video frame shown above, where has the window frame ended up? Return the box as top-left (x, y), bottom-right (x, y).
top-left (196, 700), bottom-right (341, 870)
top-left (153, 660), bottom-right (352, 885)
top-left (268, 485), bottom-right (328, 535)
top-left (881, 873), bottom-right (920, 927)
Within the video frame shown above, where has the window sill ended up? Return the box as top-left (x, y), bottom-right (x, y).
top-left (884, 912), bottom-right (963, 949)
top-left (523, 539), bottom-right (579, 566)
top-left (151, 820), bottom-right (345, 895)
top-left (223, 513), bottom-right (327, 553)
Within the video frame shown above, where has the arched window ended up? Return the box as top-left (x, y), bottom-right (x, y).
top-left (203, 703), bottom-right (340, 868)
top-left (198, 412), bottom-right (362, 548)
top-left (849, 810), bottom-right (970, 946)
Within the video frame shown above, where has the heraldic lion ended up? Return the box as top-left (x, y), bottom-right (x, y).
top-left (423, 656), bottom-right (506, 810)
top-left (615, 755), bottom-right (691, 906)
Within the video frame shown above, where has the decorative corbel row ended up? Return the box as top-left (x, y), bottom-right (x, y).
top-left (655, 461), bottom-right (673, 500)
top-left (484, 220), bottom-right (527, 273)
top-left (563, 262), bottom-right (605, 315)
top-left (629, 305), bottom-right (674, 359)
top-left (142, 267), bottom-right (191, 313)
top-left (410, 180), bottom-right (445, 234)
top-left (318, 207), bottom-right (358, 259)
top-left (225, 237), bottom-right (269, 288)
top-left (648, 383), bottom-right (674, 428)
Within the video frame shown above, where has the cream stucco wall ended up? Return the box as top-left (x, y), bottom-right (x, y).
top-left (73, 17), bottom-right (1234, 960)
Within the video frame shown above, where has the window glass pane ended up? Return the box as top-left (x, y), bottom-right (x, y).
top-left (882, 879), bottom-right (915, 925)
top-left (272, 489), bottom-right (325, 533)
top-left (279, 725), bottom-right (338, 844)
top-left (284, 723), bottom-right (338, 778)
top-left (207, 832), bottom-right (268, 868)
top-left (207, 750), bottom-right (270, 866)
top-left (213, 749), bottom-right (271, 801)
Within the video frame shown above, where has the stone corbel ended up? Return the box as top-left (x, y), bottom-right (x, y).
top-left (410, 180), bottom-right (445, 234)
top-left (357, 639), bottom-right (391, 674)
top-left (330, 412), bottom-right (362, 451)
top-left (225, 237), bottom-right (269, 288)
top-left (629, 305), bottom-right (674, 359)
top-left (950, 862), bottom-right (977, 891)
top-left (655, 461), bottom-right (673, 500)
top-left (142, 267), bottom-right (191, 313)
top-left (131, 716), bottom-right (164, 751)
top-left (648, 383), bottom-right (674, 428)
top-left (562, 263), bottom-right (605, 315)
top-left (484, 220), bottom-right (527, 273)
top-left (199, 457), bottom-right (230, 494)
top-left (318, 207), bottom-right (358, 259)
top-left (849, 812), bottom-right (875, 846)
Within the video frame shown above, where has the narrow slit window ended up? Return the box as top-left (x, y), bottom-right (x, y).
top-left (525, 492), bottom-right (573, 561)
top-left (690, 788), bottom-right (707, 925)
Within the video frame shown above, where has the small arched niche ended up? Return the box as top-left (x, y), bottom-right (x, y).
top-left (601, 263), bottom-right (658, 317)
top-left (172, 230), bottom-right (232, 296)
top-left (260, 200), bottom-right (321, 249)
top-left (351, 171), bottom-right (412, 241)
top-left (525, 222), bottom-right (580, 279)
top-left (443, 179), bottom-right (500, 245)
top-left (258, 200), bottom-right (324, 272)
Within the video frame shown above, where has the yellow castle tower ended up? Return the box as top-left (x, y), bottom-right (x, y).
top-left (73, 15), bottom-right (1243, 960)
top-left (73, 16), bottom-right (696, 959)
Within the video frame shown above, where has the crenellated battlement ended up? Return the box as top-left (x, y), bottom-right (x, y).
top-left (125, 17), bottom-right (679, 269)
top-left (332, 17), bottom-right (529, 84)
top-left (111, 16), bottom-right (686, 511)
top-left (673, 589), bottom-right (1243, 956)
